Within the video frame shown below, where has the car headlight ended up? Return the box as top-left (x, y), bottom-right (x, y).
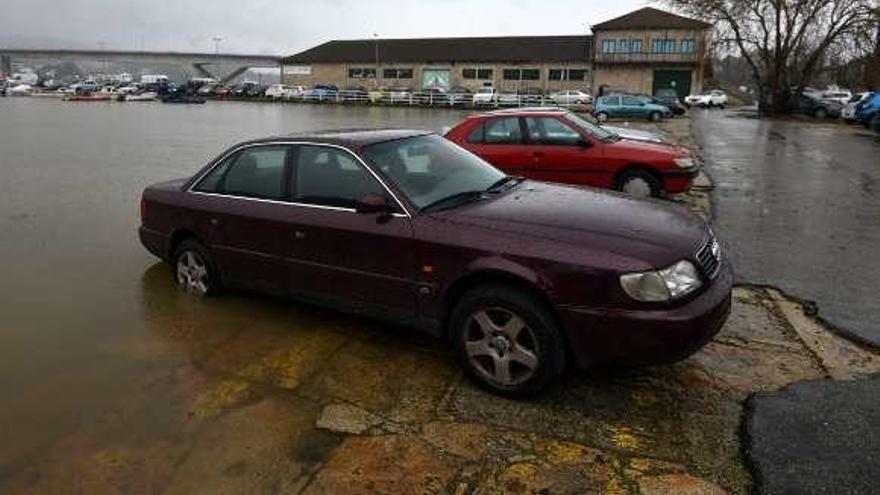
top-left (674, 156), bottom-right (696, 169)
top-left (620, 260), bottom-right (703, 302)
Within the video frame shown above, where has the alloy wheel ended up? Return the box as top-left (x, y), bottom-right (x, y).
top-left (176, 251), bottom-right (209, 295)
top-left (463, 307), bottom-right (540, 386)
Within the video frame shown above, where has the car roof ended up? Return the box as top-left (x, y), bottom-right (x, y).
top-left (246, 129), bottom-right (434, 148)
top-left (474, 106), bottom-right (570, 117)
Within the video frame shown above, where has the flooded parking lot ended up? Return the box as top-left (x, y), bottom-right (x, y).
top-left (1, 99), bottom-right (878, 494)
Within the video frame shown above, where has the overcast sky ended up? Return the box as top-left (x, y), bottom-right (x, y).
top-left (0, 0), bottom-right (650, 55)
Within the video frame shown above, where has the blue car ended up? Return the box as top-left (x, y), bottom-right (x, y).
top-left (854, 91), bottom-right (880, 131)
top-left (594, 94), bottom-right (672, 122)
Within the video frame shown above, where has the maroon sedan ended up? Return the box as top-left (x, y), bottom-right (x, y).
top-left (139, 129), bottom-right (732, 396)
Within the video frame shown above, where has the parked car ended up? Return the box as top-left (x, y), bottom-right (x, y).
top-left (139, 129), bottom-right (731, 396)
top-left (550, 90), bottom-right (592, 106)
top-left (304, 84), bottom-right (339, 101)
top-left (389, 86), bottom-right (413, 104)
top-left (497, 91), bottom-right (521, 106)
top-left (653, 89), bottom-right (687, 115)
top-left (265, 84), bottom-right (292, 100)
top-left (444, 108), bottom-right (699, 197)
top-left (420, 87), bottom-right (449, 105)
top-left (448, 87), bottom-right (473, 106)
top-left (854, 92), bottom-right (880, 131)
top-left (473, 87), bottom-right (498, 106)
top-left (684, 89), bottom-right (728, 108)
top-left (842, 92), bottom-right (869, 122)
top-left (796, 94), bottom-right (842, 119)
top-left (340, 87), bottom-right (369, 103)
top-left (594, 94), bottom-right (672, 122)
top-left (518, 88), bottom-right (546, 105)
top-left (818, 89), bottom-right (852, 106)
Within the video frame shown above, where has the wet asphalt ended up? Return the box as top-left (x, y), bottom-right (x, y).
top-left (692, 109), bottom-right (880, 347)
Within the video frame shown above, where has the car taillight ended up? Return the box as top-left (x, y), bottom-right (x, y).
top-left (140, 196), bottom-right (146, 223)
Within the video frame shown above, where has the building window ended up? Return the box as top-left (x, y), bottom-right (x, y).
top-left (382, 68), bottom-right (413, 79)
top-left (629, 39), bottom-right (643, 53)
top-left (652, 39), bottom-right (678, 53)
top-left (463, 68), bottom-right (493, 80)
top-left (616, 39), bottom-right (629, 53)
top-left (602, 39), bottom-right (616, 53)
top-left (548, 68), bottom-right (588, 81)
top-left (348, 68), bottom-right (376, 79)
top-left (521, 69), bottom-right (539, 80)
top-left (567, 69), bottom-right (587, 81)
top-left (503, 68), bottom-right (539, 81)
top-left (680, 39), bottom-right (696, 54)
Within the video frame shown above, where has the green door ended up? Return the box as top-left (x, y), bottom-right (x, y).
top-left (653, 70), bottom-right (691, 100)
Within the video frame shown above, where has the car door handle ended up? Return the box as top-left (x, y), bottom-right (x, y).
top-left (293, 230), bottom-right (306, 240)
top-left (532, 151), bottom-right (544, 157)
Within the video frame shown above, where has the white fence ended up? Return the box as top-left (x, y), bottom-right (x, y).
top-left (264, 89), bottom-right (592, 109)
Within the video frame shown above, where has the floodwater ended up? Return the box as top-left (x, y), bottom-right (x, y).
top-left (0, 98), bottom-right (467, 487)
top-left (693, 109), bottom-right (880, 346)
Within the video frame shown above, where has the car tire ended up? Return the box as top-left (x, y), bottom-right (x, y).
top-left (815, 108), bottom-right (827, 119)
top-left (617, 168), bottom-right (661, 198)
top-left (596, 112), bottom-right (609, 123)
top-left (172, 239), bottom-right (220, 296)
top-left (449, 284), bottom-right (565, 397)
top-left (869, 115), bottom-right (880, 132)
top-left (649, 111), bottom-right (662, 122)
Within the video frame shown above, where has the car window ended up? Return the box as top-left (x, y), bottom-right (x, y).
top-left (622, 95), bottom-right (641, 106)
top-left (604, 96), bottom-right (620, 106)
top-left (483, 117), bottom-right (522, 144)
top-left (363, 134), bottom-right (505, 210)
top-left (467, 123), bottom-right (485, 143)
top-left (292, 145), bottom-right (388, 209)
top-left (524, 117), bottom-right (583, 146)
top-left (193, 154), bottom-right (235, 193)
top-left (201, 146), bottom-right (287, 199)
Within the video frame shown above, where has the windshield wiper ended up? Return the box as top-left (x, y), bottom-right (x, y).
top-left (421, 190), bottom-right (487, 213)
top-left (485, 175), bottom-right (525, 193)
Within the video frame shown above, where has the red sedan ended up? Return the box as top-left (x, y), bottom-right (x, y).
top-left (444, 108), bottom-right (699, 197)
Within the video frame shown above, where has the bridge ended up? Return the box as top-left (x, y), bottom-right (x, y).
top-left (0, 49), bottom-right (281, 84)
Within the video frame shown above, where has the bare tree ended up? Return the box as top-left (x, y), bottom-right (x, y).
top-left (662, 0), bottom-right (879, 114)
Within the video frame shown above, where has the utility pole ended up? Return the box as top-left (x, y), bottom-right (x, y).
top-left (212, 36), bottom-right (223, 55)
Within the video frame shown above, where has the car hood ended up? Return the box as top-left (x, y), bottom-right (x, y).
top-left (433, 181), bottom-right (707, 270)
top-left (604, 125), bottom-right (666, 143)
top-left (604, 137), bottom-right (681, 156)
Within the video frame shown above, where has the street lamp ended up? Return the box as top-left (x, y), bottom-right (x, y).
top-left (212, 36), bottom-right (223, 55)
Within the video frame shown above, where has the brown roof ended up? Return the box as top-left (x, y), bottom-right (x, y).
top-left (282, 36), bottom-right (592, 64)
top-left (592, 7), bottom-right (711, 31)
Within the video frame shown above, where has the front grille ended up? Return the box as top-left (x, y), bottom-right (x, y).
top-left (696, 232), bottom-right (721, 279)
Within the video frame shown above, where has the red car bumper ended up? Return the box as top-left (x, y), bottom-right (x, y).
top-left (559, 259), bottom-right (733, 369)
top-left (662, 168), bottom-right (700, 194)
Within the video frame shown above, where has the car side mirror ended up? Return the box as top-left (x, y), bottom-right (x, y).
top-left (577, 139), bottom-right (591, 148)
top-left (355, 193), bottom-right (391, 215)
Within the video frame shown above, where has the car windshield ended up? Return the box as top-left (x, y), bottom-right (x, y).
top-left (363, 134), bottom-right (508, 211)
top-left (564, 112), bottom-right (618, 141)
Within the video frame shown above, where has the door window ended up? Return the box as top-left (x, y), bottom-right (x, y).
top-left (195, 146), bottom-right (288, 199)
top-left (292, 145), bottom-right (388, 209)
top-left (483, 117), bottom-right (523, 144)
top-left (622, 95), bottom-right (641, 106)
top-left (524, 117), bottom-right (583, 146)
